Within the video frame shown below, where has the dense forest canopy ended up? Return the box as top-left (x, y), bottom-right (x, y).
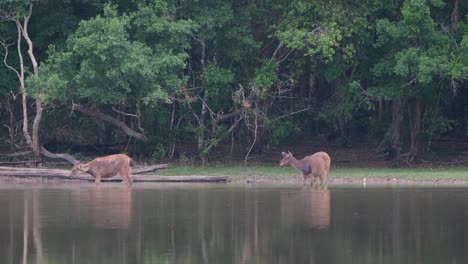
top-left (0, 0), bottom-right (467, 164)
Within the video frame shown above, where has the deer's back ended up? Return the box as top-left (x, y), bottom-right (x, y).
top-left (89, 154), bottom-right (133, 178)
top-left (304, 152), bottom-right (331, 174)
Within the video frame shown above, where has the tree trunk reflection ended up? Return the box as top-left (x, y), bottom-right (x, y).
top-left (32, 190), bottom-right (43, 264)
top-left (22, 196), bottom-right (28, 264)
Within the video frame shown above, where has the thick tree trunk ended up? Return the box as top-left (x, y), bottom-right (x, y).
top-left (377, 98), bottom-right (405, 162)
top-left (3, 4), bottom-right (77, 166)
top-left (167, 102), bottom-right (177, 159)
top-left (7, 19), bottom-right (33, 148)
top-left (198, 92), bottom-right (208, 154)
top-left (4, 97), bottom-right (16, 152)
top-left (451, 0), bottom-right (460, 32)
top-left (31, 97), bottom-right (42, 161)
top-left (21, 4), bottom-right (42, 161)
top-left (406, 98), bottom-right (422, 163)
top-left (197, 40), bottom-right (207, 155)
top-left (308, 72), bottom-right (317, 101)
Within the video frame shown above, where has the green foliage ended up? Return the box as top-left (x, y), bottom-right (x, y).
top-left (132, 0), bottom-right (196, 50)
top-left (151, 142), bottom-right (166, 160)
top-left (319, 81), bottom-right (371, 133)
top-left (373, 0), bottom-right (455, 85)
top-left (40, 3), bottom-right (191, 106)
top-left (422, 107), bottom-right (455, 149)
top-left (203, 64), bottom-right (234, 95)
top-left (1, 0), bottom-right (468, 160)
top-left (276, 0), bottom-right (376, 63)
top-left (269, 119), bottom-right (301, 145)
top-left (251, 59), bottom-right (279, 98)
top-left (178, 152), bottom-right (195, 166)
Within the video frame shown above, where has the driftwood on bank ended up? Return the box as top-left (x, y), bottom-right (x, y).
top-left (0, 150), bottom-right (33, 157)
top-left (132, 164), bottom-right (170, 174)
top-left (0, 160), bottom-right (41, 166)
top-left (0, 165), bottom-right (228, 183)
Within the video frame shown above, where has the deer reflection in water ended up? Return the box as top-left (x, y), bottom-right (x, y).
top-left (73, 187), bottom-right (133, 229)
top-left (281, 188), bottom-right (331, 230)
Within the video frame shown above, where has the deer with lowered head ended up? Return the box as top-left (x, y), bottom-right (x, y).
top-left (280, 151), bottom-right (331, 187)
top-left (70, 154), bottom-right (134, 185)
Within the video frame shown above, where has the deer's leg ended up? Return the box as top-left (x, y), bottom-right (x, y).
top-left (127, 174), bottom-right (133, 185)
top-left (124, 173), bottom-right (133, 186)
top-left (121, 168), bottom-right (133, 185)
top-left (127, 168), bottom-right (133, 185)
top-left (95, 175), bottom-right (101, 185)
top-left (317, 175), bottom-right (323, 189)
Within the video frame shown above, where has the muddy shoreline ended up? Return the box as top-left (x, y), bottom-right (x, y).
top-left (2, 175), bottom-right (468, 186)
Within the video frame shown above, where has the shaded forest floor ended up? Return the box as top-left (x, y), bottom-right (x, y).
top-left (195, 137), bottom-right (468, 169)
top-left (2, 137), bottom-right (468, 185)
top-left (148, 138), bottom-right (468, 185)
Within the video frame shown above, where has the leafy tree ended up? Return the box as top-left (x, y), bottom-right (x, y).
top-left (39, 3), bottom-right (193, 146)
top-left (371, 0), bottom-right (467, 162)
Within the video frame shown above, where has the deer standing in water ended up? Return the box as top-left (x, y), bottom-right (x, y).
top-left (279, 151), bottom-right (331, 188)
top-left (70, 154), bottom-right (134, 185)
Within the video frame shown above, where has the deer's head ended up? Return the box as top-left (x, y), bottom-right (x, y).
top-left (69, 162), bottom-right (84, 177)
top-left (279, 151), bottom-right (294, 166)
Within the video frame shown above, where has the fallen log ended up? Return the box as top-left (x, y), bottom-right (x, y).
top-left (102, 175), bottom-right (228, 183)
top-left (132, 164), bottom-right (170, 174)
top-left (0, 164), bottom-right (170, 175)
top-left (0, 150), bottom-right (33, 157)
top-left (0, 160), bottom-right (41, 166)
top-left (0, 165), bottom-right (228, 183)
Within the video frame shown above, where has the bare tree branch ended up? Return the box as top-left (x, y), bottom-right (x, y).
top-left (271, 42), bottom-right (284, 60)
top-left (1, 40), bottom-right (21, 79)
top-left (0, 13), bottom-right (34, 150)
top-left (270, 108), bottom-right (310, 123)
top-left (69, 104), bottom-right (148, 142)
top-left (203, 115), bottom-right (244, 155)
top-left (112, 106), bottom-right (138, 118)
top-left (40, 146), bottom-right (79, 165)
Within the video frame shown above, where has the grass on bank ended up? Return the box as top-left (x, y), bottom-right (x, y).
top-left (152, 164), bottom-right (468, 181)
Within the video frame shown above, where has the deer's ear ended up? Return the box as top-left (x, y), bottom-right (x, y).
top-left (281, 152), bottom-right (287, 157)
top-left (288, 151), bottom-right (292, 156)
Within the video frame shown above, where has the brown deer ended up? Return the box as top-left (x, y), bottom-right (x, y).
top-left (279, 151), bottom-right (331, 187)
top-left (70, 154), bottom-right (134, 185)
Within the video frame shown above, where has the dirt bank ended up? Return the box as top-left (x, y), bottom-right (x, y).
top-left (4, 175), bottom-right (467, 187)
top-left (231, 177), bottom-right (468, 186)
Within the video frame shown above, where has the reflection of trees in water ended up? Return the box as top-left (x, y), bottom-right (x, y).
top-left (32, 190), bottom-right (44, 264)
top-left (329, 189), bottom-right (468, 264)
top-left (3, 187), bottom-right (134, 264)
top-left (6, 190), bottom-right (44, 264)
top-left (4, 188), bottom-right (468, 263)
top-left (139, 188), bottom-right (332, 263)
top-left (280, 188), bottom-right (331, 230)
top-left (69, 187), bottom-right (133, 263)
top-left (22, 196), bottom-right (28, 264)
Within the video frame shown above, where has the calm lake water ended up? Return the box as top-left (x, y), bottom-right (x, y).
top-left (1, 183), bottom-right (468, 264)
